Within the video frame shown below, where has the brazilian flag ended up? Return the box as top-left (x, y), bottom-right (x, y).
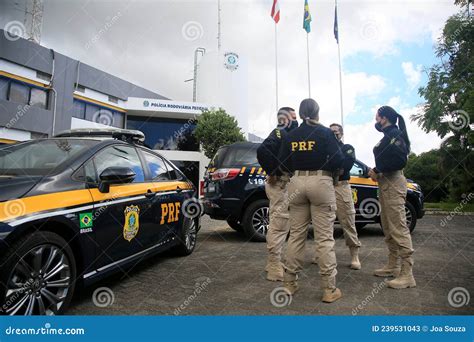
top-left (79, 212), bottom-right (93, 228)
top-left (303, 0), bottom-right (312, 33)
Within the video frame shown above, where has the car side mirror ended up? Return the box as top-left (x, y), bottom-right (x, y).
top-left (98, 166), bottom-right (136, 193)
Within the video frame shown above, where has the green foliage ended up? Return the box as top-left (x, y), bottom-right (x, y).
top-left (414, 13), bottom-right (473, 141)
top-left (194, 108), bottom-right (246, 159)
top-left (405, 150), bottom-right (448, 202)
top-left (411, 10), bottom-right (473, 202)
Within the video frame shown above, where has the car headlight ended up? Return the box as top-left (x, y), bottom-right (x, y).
top-left (409, 183), bottom-right (421, 192)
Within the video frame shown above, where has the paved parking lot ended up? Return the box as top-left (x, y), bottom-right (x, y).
top-left (69, 214), bottom-right (474, 315)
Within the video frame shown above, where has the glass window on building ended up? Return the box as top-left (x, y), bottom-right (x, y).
top-left (0, 77), bottom-right (9, 100)
top-left (72, 99), bottom-right (86, 119)
top-left (9, 82), bottom-right (29, 104)
top-left (114, 111), bottom-right (125, 128)
top-left (127, 116), bottom-right (199, 152)
top-left (29, 87), bottom-right (48, 109)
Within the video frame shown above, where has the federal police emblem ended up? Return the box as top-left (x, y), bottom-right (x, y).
top-left (123, 205), bottom-right (140, 242)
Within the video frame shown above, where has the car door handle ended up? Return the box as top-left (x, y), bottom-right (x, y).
top-left (176, 186), bottom-right (182, 193)
top-left (145, 190), bottom-right (156, 199)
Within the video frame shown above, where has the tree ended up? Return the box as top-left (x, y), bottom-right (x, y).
top-left (404, 150), bottom-right (449, 202)
top-left (412, 8), bottom-right (473, 201)
top-left (194, 108), bottom-right (246, 159)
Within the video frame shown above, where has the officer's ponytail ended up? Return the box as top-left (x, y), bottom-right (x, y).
top-left (396, 114), bottom-right (411, 152)
top-left (377, 106), bottom-right (411, 152)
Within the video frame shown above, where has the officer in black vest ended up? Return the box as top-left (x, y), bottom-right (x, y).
top-left (257, 107), bottom-right (298, 282)
top-left (278, 98), bottom-right (344, 303)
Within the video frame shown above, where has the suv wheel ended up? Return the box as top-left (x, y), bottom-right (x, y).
top-left (405, 202), bottom-right (417, 232)
top-left (226, 218), bottom-right (243, 232)
top-left (0, 231), bottom-right (76, 315)
top-left (242, 199), bottom-right (269, 242)
top-left (379, 202), bottom-right (417, 233)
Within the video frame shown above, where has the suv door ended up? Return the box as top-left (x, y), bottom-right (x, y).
top-left (86, 144), bottom-right (156, 268)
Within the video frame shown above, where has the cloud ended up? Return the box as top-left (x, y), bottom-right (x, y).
top-left (0, 0), bottom-right (459, 157)
top-left (402, 62), bottom-right (423, 89)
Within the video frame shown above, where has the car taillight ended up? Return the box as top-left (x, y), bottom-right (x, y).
top-left (200, 180), bottom-right (204, 197)
top-left (211, 168), bottom-right (240, 181)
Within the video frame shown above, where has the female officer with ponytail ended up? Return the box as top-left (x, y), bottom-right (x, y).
top-left (368, 106), bottom-right (416, 289)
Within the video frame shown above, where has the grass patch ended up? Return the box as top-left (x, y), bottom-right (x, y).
top-left (425, 202), bottom-right (474, 212)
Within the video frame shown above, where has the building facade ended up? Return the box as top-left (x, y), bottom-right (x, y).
top-left (0, 30), bottom-right (210, 188)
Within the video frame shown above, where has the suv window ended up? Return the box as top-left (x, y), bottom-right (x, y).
top-left (211, 145), bottom-right (258, 168)
top-left (142, 152), bottom-right (171, 181)
top-left (350, 162), bottom-right (365, 177)
top-left (93, 145), bottom-right (145, 183)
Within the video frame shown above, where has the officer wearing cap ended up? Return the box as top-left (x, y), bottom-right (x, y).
top-left (279, 98), bottom-right (344, 303)
top-left (329, 123), bottom-right (362, 270)
top-left (257, 107), bottom-right (298, 281)
top-left (368, 106), bottom-right (416, 289)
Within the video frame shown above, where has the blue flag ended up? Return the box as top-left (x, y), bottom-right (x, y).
top-left (303, 0), bottom-right (311, 33)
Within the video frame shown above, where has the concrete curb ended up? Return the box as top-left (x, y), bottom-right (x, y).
top-left (425, 210), bottom-right (474, 216)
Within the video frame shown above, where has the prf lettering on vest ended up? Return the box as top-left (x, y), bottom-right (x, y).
top-left (160, 202), bottom-right (181, 224)
top-left (291, 141), bottom-right (316, 151)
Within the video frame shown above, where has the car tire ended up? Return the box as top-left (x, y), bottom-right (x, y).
top-left (226, 218), bottom-right (243, 232)
top-left (355, 222), bottom-right (367, 232)
top-left (242, 199), bottom-right (269, 242)
top-left (171, 217), bottom-right (198, 256)
top-left (405, 201), bottom-right (417, 233)
top-left (0, 231), bottom-right (76, 316)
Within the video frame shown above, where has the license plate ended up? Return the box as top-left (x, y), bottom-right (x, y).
top-left (207, 182), bottom-right (216, 193)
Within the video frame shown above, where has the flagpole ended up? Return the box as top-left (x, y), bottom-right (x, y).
top-left (274, 23), bottom-right (279, 110)
top-left (306, 32), bottom-right (311, 97)
top-left (336, 0), bottom-right (344, 128)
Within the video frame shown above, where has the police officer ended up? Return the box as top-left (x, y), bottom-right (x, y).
top-left (279, 98), bottom-right (344, 303)
top-left (368, 106), bottom-right (416, 289)
top-left (257, 107), bottom-right (298, 281)
top-left (329, 123), bottom-right (362, 270)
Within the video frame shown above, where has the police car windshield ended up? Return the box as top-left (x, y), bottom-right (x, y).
top-left (0, 139), bottom-right (96, 176)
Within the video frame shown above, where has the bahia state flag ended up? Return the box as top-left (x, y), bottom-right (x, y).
top-left (303, 0), bottom-right (312, 33)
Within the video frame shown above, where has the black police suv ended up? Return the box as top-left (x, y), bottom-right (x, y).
top-left (202, 142), bottom-right (424, 242)
top-left (0, 129), bottom-right (200, 315)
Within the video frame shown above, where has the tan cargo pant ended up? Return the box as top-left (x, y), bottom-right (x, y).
top-left (285, 174), bottom-right (338, 289)
top-left (335, 182), bottom-right (361, 248)
top-left (378, 171), bottom-right (414, 265)
top-left (265, 176), bottom-right (290, 267)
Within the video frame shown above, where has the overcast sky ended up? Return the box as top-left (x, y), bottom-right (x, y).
top-left (0, 0), bottom-right (462, 165)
